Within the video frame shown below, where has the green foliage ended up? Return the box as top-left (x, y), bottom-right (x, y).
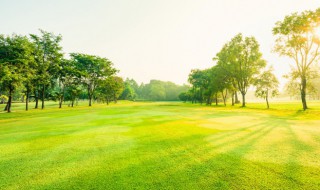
top-left (178, 92), bottom-right (190, 102)
top-left (120, 79), bottom-right (188, 101)
top-left (71, 53), bottom-right (117, 106)
top-left (30, 29), bottom-right (63, 109)
top-left (140, 80), bottom-right (189, 101)
top-left (120, 78), bottom-right (138, 101)
top-left (215, 33), bottom-right (266, 107)
top-left (187, 69), bottom-right (208, 103)
top-left (0, 34), bottom-right (35, 112)
top-left (284, 65), bottom-right (319, 99)
top-left (96, 76), bottom-right (124, 103)
top-left (0, 95), bottom-right (8, 104)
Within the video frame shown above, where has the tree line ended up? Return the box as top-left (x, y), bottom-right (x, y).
top-left (120, 78), bottom-right (189, 101)
top-left (1, 8), bottom-right (319, 112)
top-left (180, 8), bottom-right (320, 110)
top-left (0, 30), bottom-right (122, 112)
top-left (0, 30), bottom-right (188, 113)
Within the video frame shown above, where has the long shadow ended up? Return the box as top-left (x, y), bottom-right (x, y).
top-left (26, 114), bottom-right (320, 189)
top-left (156, 116), bottom-right (315, 189)
top-left (0, 132), bottom-right (135, 190)
top-left (3, 110), bottom-right (320, 189)
top-left (281, 124), bottom-right (318, 189)
top-left (51, 120), bottom-right (275, 189)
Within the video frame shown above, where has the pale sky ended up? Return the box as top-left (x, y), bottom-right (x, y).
top-left (2, 0), bottom-right (320, 87)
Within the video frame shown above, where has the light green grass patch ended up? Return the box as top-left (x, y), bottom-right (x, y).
top-left (0, 101), bottom-right (320, 189)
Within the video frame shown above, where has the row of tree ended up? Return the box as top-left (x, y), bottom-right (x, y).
top-left (183, 34), bottom-right (279, 109)
top-left (0, 29), bottom-right (188, 113)
top-left (0, 30), bottom-right (120, 112)
top-left (182, 8), bottom-right (320, 110)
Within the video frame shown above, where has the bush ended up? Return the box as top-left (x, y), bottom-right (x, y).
top-left (0, 95), bottom-right (8, 104)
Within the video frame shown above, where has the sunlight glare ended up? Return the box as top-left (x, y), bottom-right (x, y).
top-left (314, 26), bottom-right (320, 37)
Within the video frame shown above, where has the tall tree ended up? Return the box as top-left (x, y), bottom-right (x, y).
top-left (284, 66), bottom-right (318, 100)
top-left (53, 59), bottom-right (81, 108)
top-left (23, 64), bottom-right (36, 111)
top-left (30, 29), bottom-right (63, 109)
top-left (188, 69), bottom-right (209, 104)
top-left (273, 8), bottom-right (320, 110)
top-left (254, 68), bottom-right (279, 109)
top-left (71, 53), bottom-right (117, 106)
top-left (0, 34), bottom-right (34, 112)
top-left (215, 33), bottom-right (266, 107)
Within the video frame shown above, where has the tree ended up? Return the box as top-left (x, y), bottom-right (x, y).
top-left (148, 80), bottom-right (166, 101)
top-left (179, 92), bottom-right (189, 102)
top-left (273, 8), bottom-right (320, 110)
top-left (120, 78), bottom-right (138, 100)
top-left (30, 29), bottom-right (63, 109)
top-left (284, 66), bottom-right (318, 100)
top-left (208, 65), bottom-right (233, 106)
top-left (254, 68), bottom-right (279, 109)
top-left (188, 69), bottom-right (209, 104)
top-left (120, 83), bottom-right (136, 101)
top-left (0, 34), bottom-right (34, 112)
top-left (23, 66), bottom-right (36, 111)
top-left (53, 59), bottom-right (81, 108)
top-left (96, 76), bottom-right (124, 104)
top-left (215, 33), bottom-right (266, 107)
top-left (71, 53), bottom-right (117, 106)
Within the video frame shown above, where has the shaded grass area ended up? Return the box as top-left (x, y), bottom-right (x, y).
top-left (0, 101), bottom-right (320, 189)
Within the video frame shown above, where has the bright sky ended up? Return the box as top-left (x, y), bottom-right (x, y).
top-left (2, 0), bottom-right (320, 87)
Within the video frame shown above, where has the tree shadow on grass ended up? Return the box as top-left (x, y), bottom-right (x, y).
top-left (109, 115), bottom-right (319, 189)
top-left (3, 114), bottom-right (320, 190)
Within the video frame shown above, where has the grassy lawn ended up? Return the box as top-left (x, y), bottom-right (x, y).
top-left (0, 101), bottom-right (320, 189)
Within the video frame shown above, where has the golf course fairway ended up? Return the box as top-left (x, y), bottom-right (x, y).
top-left (1, 101), bottom-right (320, 189)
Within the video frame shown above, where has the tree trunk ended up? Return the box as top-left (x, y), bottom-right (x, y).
top-left (89, 94), bottom-right (92, 106)
top-left (235, 92), bottom-right (240, 104)
top-left (206, 92), bottom-right (212, 105)
top-left (59, 97), bottom-right (63, 108)
top-left (59, 88), bottom-right (65, 109)
top-left (35, 89), bottom-right (39, 109)
top-left (114, 93), bottom-right (117, 103)
top-left (231, 91), bottom-right (235, 106)
top-left (41, 85), bottom-right (45, 109)
top-left (88, 84), bottom-right (93, 106)
top-left (26, 90), bottom-right (29, 111)
top-left (215, 93), bottom-right (218, 106)
top-left (222, 89), bottom-right (227, 106)
top-left (71, 99), bottom-right (74, 107)
top-left (241, 92), bottom-right (246, 107)
top-left (266, 89), bottom-right (269, 109)
top-left (301, 76), bottom-right (308, 110)
top-left (7, 88), bottom-right (13, 113)
top-left (4, 103), bottom-right (8, 111)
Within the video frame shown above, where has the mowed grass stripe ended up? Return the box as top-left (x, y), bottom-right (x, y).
top-left (0, 101), bottom-right (320, 189)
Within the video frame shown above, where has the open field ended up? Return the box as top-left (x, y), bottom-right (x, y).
top-left (1, 101), bottom-right (320, 189)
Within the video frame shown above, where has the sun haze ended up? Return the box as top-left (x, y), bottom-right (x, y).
top-left (2, 0), bottom-right (320, 86)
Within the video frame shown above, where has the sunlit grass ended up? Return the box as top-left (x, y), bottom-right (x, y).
top-left (0, 101), bottom-right (320, 189)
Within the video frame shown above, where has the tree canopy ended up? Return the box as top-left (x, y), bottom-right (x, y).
top-left (214, 33), bottom-right (266, 107)
top-left (273, 8), bottom-right (320, 110)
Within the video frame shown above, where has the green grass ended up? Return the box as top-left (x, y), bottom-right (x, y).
top-left (1, 101), bottom-right (320, 189)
